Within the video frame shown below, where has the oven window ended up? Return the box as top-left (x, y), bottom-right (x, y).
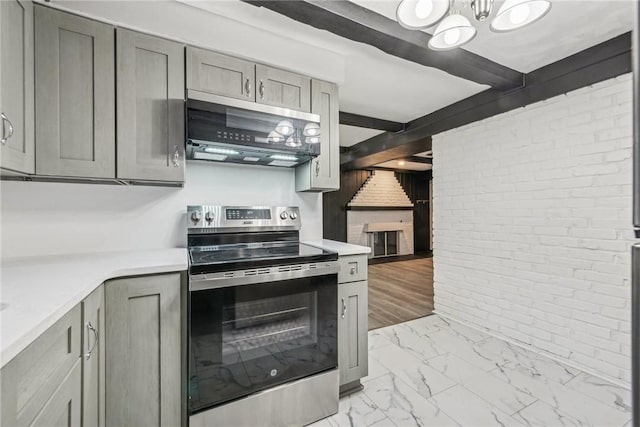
top-left (189, 275), bottom-right (337, 413)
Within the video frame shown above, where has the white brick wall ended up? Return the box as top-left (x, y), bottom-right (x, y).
top-left (349, 170), bottom-right (413, 207)
top-left (432, 74), bottom-right (633, 385)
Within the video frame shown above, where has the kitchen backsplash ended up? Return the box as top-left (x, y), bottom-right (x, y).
top-left (0, 162), bottom-right (322, 258)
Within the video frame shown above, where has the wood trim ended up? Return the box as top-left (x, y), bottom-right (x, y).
top-left (339, 112), bottom-right (404, 132)
top-left (241, 0), bottom-right (523, 90)
top-left (341, 33), bottom-right (631, 170)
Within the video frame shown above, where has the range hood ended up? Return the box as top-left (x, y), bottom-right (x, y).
top-left (186, 90), bottom-right (321, 167)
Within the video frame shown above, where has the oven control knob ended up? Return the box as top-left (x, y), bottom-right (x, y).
top-left (205, 212), bottom-right (215, 223)
top-left (191, 211), bottom-right (202, 224)
top-left (289, 212), bottom-right (297, 220)
top-left (280, 211), bottom-right (289, 220)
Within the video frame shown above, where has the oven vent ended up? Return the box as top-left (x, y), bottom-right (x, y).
top-left (223, 272), bottom-right (236, 278)
top-left (309, 264), bottom-right (317, 269)
top-left (244, 268), bottom-right (271, 277)
top-left (277, 265), bottom-right (303, 272)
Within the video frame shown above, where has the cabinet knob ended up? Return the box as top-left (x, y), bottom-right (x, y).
top-left (350, 266), bottom-right (356, 275)
top-left (172, 145), bottom-right (180, 167)
top-left (85, 321), bottom-right (99, 360)
top-left (259, 80), bottom-right (265, 99)
top-left (315, 159), bottom-right (320, 177)
top-left (341, 298), bottom-right (347, 319)
top-left (1, 113), bottom-right (14, 145)
top-left (245, 78), bottom-right (252, 98)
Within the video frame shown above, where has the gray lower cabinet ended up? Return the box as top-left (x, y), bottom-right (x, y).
top-left (338, 280), bottom-right (369, 389)
top-left (116, 29), bottom-right (185, 183)
top-left (82, 285), bottom-right (105, 427)
top-left (295, 79), bottom-right (340, 192)
top-left (187, 46), bottom-right (255, 101)
top-left (1, 305), bottom-right (82, 426)
top-left (0, 0), bottom-right (35, 175)
top-left (34, 5), bottom-right (116, 178)
top-left (255, 64), bottom-right (311, 112)
top-left (105, 273), bottom-right (182, 427)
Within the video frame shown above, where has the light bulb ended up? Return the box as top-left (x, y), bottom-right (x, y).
top-left (414, 0), bottom-right (433, 19)
top-left (303, 122), bottom-right (320, 137)
top-left (444, 28), bottom-right (461, 45)
top-left (267, 131), bottom-right (284, 144)
top-left (509, 3), bottom-right (530, 24)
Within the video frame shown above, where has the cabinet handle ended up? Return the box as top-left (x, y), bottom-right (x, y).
top-left (341, 298), bottom-right (347, 319)
top-left (315, 159), bottom-right (320, 177)
top-left (85, 321), bottom-right (99, 360)
top-left (350, 266), bottom-right (357, 275)
top-left (259, 80), bottom-right (265, 99)
top-left (1, 113), bottom-right (14, 145)
top-left (172, 145), bottom-right (180, 167)
top-left (245, 78), bottom-right (252, 98)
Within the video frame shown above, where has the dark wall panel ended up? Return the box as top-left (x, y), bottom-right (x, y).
top-left (322, 170), bottom-right (372, 241)
top-left (396, 171), bottom-right (432, 253)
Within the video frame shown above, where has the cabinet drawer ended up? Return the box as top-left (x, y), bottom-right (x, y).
top-left (338, 255), bottom-right (368, 284)
top-left (1, 305), bottom-right (81, 426)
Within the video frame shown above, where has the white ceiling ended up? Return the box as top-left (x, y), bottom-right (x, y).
top-left (340, 125), bottom-right (386, 147)
top-left (351, 0), bottom-right (634, 73)
top-left (374, 159), bottom-right (433, 171)
top-left (176, 0), bottom-right (489, 123)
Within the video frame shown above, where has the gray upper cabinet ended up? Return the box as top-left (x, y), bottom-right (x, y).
top-left (116, 29), bottom-right (185, 183)
top-left (105, 273), bottom-right (182, 427)
top-left (187, 47), bottom-right (255, 101)
top-left (295, 79), bottom-right (340, 192)
top-left (255, 64), bottom-right (311, 112)
top-left (338, 280), bottom-right (368, 388)
top-left (82, 285), bottom-right (105, 427)
top-left (34, 5), bottom-right (115, 178)
top-left (0, 0), bottom-right (34, 174)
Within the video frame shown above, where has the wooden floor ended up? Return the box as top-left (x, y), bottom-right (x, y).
top-left (368, 257), bottom-right (434, 330)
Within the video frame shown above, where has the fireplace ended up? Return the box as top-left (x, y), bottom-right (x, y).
top-left (346, 171), bottom-right (414, 258)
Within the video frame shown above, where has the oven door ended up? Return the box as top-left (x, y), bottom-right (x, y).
top-left (188, 272), bottom-right (338, 414)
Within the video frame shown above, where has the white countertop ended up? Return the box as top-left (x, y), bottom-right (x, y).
top-left (0, 248), bottom-right (188, 367)
top-left (302, 239), bottom-right (371, 256)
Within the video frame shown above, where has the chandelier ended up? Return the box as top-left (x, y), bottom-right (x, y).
top-left (396, 0), bottom-right (552, 50)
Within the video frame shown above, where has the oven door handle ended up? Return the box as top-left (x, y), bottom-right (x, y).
top-left (189, 261), bottom-right (339, 291)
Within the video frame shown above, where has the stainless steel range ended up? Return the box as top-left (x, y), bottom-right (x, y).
top-left (187, 205), bottom-right (339, 427)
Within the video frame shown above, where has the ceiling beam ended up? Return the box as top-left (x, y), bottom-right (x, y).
top-left (342, 32), bottom-right (631, 170)
top-left (241, 0), bottom-right (523, 90)
top-left (343, 136), bottom-right (432, 170)
top-left (339, 112), bottom-right (404, 132)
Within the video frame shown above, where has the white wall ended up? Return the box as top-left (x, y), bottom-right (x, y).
top-left (1, 162), bottom-right (322, 258)
top-left (432, 74), bottom-right (633, 385)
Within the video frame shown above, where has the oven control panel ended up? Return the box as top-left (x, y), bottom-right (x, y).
top-left (187, 205), bottom-right (301, 233)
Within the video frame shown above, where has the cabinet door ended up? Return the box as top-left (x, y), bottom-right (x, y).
top-left (0, 0), bottom-right (34, 174)
top-left (105, 273), bottom-right (182, 427)
top-left (295, 79), bottom-right (339, 192)
top-left (34, 5), bottom-right (115, 178)
top-left (82, 285), bottom-right (105, 427)
top-left (338, 280), bottom-right (368, 386)
top-left (116, 29), bottom-right (185, 183)
top-left (1, 305), bottom-right (81, 427)
top-left (187, 47), bottom-right (255, 101)
top-left (255, 64), bottom-right (311, 112)
top-left (30, 361), bottom-right (82, 427)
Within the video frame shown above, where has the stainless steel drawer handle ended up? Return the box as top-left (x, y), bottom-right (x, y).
top-left (341, 298), bottom-right (347, 319)
top-left (245, 78), bottom-right (252, 98)
top-left (1, 113), bottom-right (14, 145)
top-left (85, 321), bottom-right (99, 360)
top-left (315, 160), bottom-right (320, 177)
top-left (259, 80), bottom-right (265, 99)
top-left (172, 145), bottom-right (180, 167)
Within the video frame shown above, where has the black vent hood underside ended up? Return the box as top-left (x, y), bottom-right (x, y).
top-left (186, 90), bottom-right (321, 168)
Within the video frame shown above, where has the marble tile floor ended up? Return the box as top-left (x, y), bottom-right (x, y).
top-left (310, 315), bottom-right (632, 427)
